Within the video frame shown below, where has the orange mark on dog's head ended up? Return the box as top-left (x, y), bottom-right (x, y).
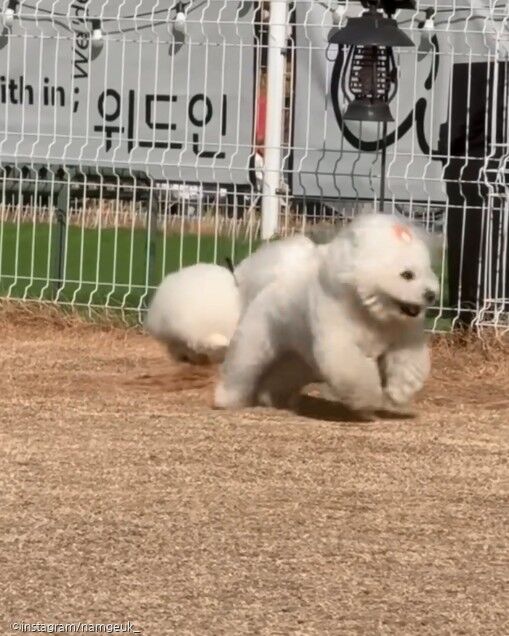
top-left (393, 223), bottom-right (413, 244)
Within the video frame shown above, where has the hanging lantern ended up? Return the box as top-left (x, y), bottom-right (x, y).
top-left (329, 0), bottom-right (414, 122)
top-left (90, 19), bottom-right (104, 52)
top-left (2, 0), bottom-right (18, 30)
top-left (169, 2), bottom-right (190, 38)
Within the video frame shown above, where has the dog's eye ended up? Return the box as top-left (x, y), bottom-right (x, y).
top-left (400, 270), bottom-right (415, 281)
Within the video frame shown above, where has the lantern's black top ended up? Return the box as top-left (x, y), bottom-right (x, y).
top-left (361, 0), bottom-right (416, 15)
top-left (329, 9), bottom-right (414, 47)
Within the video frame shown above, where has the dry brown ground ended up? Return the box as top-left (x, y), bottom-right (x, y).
top-left (0, 308), bottom-right (508, 635)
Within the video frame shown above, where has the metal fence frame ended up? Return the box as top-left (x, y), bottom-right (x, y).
top-left (0, 0), bottom-right (507, 330)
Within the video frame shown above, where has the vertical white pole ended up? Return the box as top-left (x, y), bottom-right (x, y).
top-left (261, 0), bottom-right (288, 239)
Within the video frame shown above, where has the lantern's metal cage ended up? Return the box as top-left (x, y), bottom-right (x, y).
top-left (341, 45), bottom-right (398, 121)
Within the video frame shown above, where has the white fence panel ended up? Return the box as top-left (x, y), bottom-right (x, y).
top-left (0, 0), bottom-right (260, 320)
top-left (0, 0), bottom-right (507, 331)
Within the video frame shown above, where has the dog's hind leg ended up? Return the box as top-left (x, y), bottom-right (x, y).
top-left (256, 352), bottom-right (316, 409)
top-left (214, 305), bottom-right (277, 409)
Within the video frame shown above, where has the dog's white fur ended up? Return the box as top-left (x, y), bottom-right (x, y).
top-left (215, 213), bottom-right (440, 415)
top-left (233, 234), bottom-right (317, 311)
top-left (145, 263), bottom-right (241, 364)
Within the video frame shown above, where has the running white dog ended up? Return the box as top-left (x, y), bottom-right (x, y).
top-left (145, 263), bottom-right (241, 364)
top-left (214, 213), bottom-right (440, 415)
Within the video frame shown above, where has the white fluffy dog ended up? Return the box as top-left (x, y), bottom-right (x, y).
top-left (214, 213), bottom-right (440, 415)
top-left (145, 263), bottom-right (241, 364)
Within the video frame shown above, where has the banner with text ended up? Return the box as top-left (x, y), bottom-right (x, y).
top-left (0, 0), bottom-right (255, 183)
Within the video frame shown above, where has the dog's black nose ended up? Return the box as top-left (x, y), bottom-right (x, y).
top-left (423, 289), bottom-right (436, 305)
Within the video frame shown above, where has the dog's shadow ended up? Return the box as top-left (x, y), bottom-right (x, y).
top-left (292, 394), bottom-right (415, 423)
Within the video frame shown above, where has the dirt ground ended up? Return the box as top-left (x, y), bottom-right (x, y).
top-left (0, 310), bottom-right (508, 635)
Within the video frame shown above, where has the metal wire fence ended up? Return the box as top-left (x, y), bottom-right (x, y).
top-left (0, 1), bottom-right (507, 329)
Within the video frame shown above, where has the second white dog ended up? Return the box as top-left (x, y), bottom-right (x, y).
top-left (145, 263), bottom-right (241, 364)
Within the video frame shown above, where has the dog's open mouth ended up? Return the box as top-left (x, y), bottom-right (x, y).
top-left (398, 302), bottom-right (422, 318)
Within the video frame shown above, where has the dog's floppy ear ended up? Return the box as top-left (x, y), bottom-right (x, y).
top-left (388, 214), bottom-right (443, 262)
top-left (403, 220), bottom-right (444, 264)
top-left (391, 222), bottom-right (414, 244)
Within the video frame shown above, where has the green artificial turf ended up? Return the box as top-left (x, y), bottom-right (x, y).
top-left (0, 221), bottom-right (258, 309)
top-left (0, 220), bottom-right (451, 329)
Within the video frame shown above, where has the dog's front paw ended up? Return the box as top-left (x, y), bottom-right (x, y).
top-left (213, 382), bottom-right (250, 409)
top-left (384, 356), bottom-right (429, 406)
top-left (384, 373), bottom-right (422, 406)
top-left (381, 392), bottom-right (415, 416)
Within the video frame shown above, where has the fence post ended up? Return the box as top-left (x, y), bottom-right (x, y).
top-left (261, 0), bottom-right (288, 239)
top-left (144, 185), bottom-right (159, 307)
top-left (52, 176), bottom-right (69, 299)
